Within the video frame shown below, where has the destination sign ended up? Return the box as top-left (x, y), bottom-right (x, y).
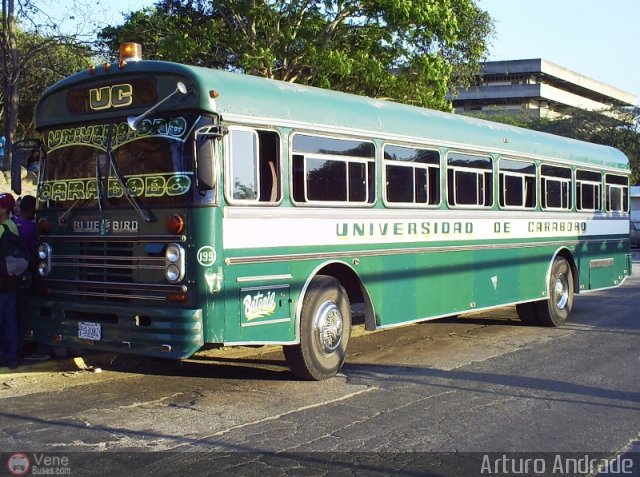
top-left (67, 78), bottom-right (157, 114)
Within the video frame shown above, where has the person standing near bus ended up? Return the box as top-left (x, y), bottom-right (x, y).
top-left (0, 193), bottom-right (20, 369)
top-left (13, 195), bottom-right (36, 254)
top-left (15, 195), bottom-right (50, 361)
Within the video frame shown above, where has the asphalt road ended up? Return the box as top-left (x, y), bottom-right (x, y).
top-left (1, 252), bottom-right (639, 476)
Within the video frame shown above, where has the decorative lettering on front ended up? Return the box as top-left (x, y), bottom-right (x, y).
top-left (37, 173), bottom-right (192, 202)
top-left (89, 84), bottom-right (133, 111)
top-left (46, 117), bottom-right (189, 152)
top-left (243, 291), bottom-right (277, 320)
top-left (126, 177), bottom-right (145, 197)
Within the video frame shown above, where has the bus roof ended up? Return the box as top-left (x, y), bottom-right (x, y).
top-left (37, 60), bottom-right (630, 172)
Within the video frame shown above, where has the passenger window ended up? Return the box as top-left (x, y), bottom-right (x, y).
top-left (576, 170), bottom-right (601, 211)
top-left (384, 144), bottom-right (440, 206)
top-left (227, 127), bottom-right (281, 204)
top-left (605, 174), bottom-right (628, 212)
top-left (499, 159), bottom-right (535, 209)
top-left (447, 153), bottom-right (492, 207)
top-left (292, 134), bottom-right (375, 205)
top-left (541, 165), bottom-right (572, 210)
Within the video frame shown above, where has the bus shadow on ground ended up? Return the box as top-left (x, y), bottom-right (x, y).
top-left (78, 350), bottom-right (295, 381)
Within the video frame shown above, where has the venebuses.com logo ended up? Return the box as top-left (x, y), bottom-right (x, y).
top-left (6, 452), bottom-right (71, 475)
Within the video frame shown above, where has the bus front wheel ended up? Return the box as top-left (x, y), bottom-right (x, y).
top-left (284, 275), bottom-right (351, 380)
top-left (535, 257), bottom-right (574, 327)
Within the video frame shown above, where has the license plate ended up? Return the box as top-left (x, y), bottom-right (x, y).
top-left (78, 321), bottom-right (101, 341)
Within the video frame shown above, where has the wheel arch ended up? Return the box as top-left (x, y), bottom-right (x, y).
top-left (295, 261), bottom-right (376, 342)
top-left (550, 247), bottom-right (579, 295)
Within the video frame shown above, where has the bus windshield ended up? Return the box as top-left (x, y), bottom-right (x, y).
top-left (38, 114), bottom-right (200, 209)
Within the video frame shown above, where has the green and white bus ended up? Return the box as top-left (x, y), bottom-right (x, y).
top-left (18, 44), bottom-right (631, 380)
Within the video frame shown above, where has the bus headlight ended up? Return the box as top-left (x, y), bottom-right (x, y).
top-left (165, 243), bottom-right (185, 283)
top-left (38, 261), bottom-right (50, 277)
top-left (38, 242), bottom-right (52, 260)
top-left (37, 242), bottom-right (52, 277)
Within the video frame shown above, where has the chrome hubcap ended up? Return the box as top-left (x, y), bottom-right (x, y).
top-left (314, 301), bottom-right (343, 354)
top-left (554, 274), bottom-right (569, 310)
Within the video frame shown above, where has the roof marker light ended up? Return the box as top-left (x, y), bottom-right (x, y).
top-left (120, 42), bottom-right (143, 62)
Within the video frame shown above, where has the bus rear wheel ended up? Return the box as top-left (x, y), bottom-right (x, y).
top-left (284, 275), bottom-right (351, 381)
top-left (535, 257), bottom-right (574, 327)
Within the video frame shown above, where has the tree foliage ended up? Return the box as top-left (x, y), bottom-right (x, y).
top-left (98, 0), bottom-right (494, 111)
top-left (1, 0), bottom-right (94, 175)
top-left (469, 109), bottom-right (640, 185)
top-left (6, 31), bottom-right (92, 136)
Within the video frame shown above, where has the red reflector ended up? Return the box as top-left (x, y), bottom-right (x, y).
top-left (168, 293), bottom-right (187, 303)
top-left (38, 217), bottom-right (53, 235)
top-left (165, 213), bottom-right (185, 235)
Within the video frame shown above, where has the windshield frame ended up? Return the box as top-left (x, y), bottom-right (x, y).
top-left (37, 114), bottom-right (215, 211)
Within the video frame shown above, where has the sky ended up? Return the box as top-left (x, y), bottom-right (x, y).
top-left (49, 0), bottom-right (640, 106)
top-left (477, 0), bottom-right (640, 105)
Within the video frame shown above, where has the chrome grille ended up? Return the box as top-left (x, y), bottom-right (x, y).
top-left (43, 234), bottom-right (185, 302)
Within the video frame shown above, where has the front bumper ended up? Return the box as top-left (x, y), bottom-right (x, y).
top-left (21, 297), bottom-right (204, 359)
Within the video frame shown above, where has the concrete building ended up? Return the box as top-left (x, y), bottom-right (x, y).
top-left (450, 59), bottom-right (637, 119)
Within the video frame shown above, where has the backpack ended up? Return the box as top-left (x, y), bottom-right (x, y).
top-left (0, 223), bottom-right (30, 290)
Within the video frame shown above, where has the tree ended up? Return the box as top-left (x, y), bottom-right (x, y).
top-left (12, 31), bottom-right (92, 136)
top-left (98, 0), bottom-right (494, 111)
top-left (1, 0), bottom-right (95, 177)
top-left (1, 0), bottom-right (20, 169)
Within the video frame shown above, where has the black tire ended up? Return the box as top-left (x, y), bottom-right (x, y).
top-left (535, 256), bottom-right (574, 327)
top-left (515, 302), bottom-right (540, 326)
top-left (284, 275), bottom-right (351, 380)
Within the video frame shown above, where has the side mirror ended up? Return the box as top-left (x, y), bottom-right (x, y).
top-left (196, 138), bottom-right (216, 191)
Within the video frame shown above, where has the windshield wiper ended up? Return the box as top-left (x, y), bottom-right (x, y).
top-left (127, 82), bottom-right (188, 131)
top-left (105, 123), bottom-right (152, 223)
top-left (95, 151), bottom-right (106, 215)
top-left (57, 153), bottom-right (94, 226)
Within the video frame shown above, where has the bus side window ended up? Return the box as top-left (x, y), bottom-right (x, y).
top-left (257, 130), bottom-right (281, 202)
top-left (541, 165), bottom-right (572, 210)
top-left (291, 133), bottom-right (375, 205)
top-left (498, 158), bottom-right (536, 209)
top-left (576, 170), bottom-right (601, 211)
top-left (384, 144), bottom-right (440, 206)
top-left (605, 174), bottom-right (629, 212)
top-left (228, 128), bottom-right (281, 204)
top-left (447, 152), bottom-right (492, 207)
